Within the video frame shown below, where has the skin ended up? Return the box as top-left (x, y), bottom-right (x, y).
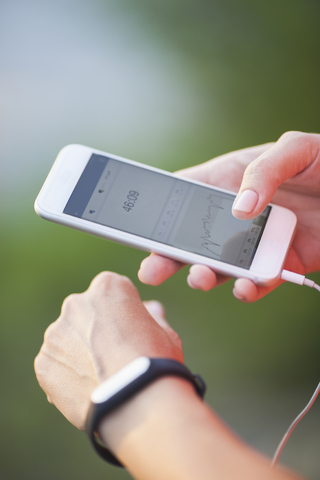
top-left (34, 132), bottom-right (319, 479)
top-left (35, 272), bottom-right (183, 430)
top-left (35, 272), bottom-right (303, 480)
top-left (138, 131), bottom-right (320, 302)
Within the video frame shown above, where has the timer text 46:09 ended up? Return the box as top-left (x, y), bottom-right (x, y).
top-left (123, 191), bottom-right (139, 212)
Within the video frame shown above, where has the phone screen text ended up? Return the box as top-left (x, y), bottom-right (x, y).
top-left (64, 154), bottom-right (271, 269)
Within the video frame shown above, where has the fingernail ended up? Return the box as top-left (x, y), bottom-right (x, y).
top-left (233, 190), bottom-right (258, 214)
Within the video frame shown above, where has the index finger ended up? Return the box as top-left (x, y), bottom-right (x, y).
top-left (138, 253), bottom-right (185, 285)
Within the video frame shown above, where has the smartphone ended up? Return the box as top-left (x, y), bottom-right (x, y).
top-left (35, 144), bottom-right (297, 286)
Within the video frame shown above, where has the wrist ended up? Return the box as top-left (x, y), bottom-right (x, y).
top-left (86, 357), bottom-right (206, 467)
top-left (98, 377), bottom-right (198, 457)
top-left (98, 376), bottom-right (202, 467)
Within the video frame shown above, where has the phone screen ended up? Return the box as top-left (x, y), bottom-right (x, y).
top-left (63, 154), bottom-right (271, 269)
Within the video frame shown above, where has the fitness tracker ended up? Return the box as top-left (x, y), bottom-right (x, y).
top-left (86, 356), bottom-right (206, 467)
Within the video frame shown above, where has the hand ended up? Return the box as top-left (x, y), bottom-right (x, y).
top-left (138, 131), bottom-right (320, 302)
top-left (34, 272), bottom-right (183, 431)
top-left (34, 278), bottom-right (303, 480)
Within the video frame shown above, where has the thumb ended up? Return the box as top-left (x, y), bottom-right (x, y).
top-left (143, 300), bottom-right (183, 354)
top-left (143, 300), bottom-right (169, 329)
top-left (232, 131), bottom-right (320, 219)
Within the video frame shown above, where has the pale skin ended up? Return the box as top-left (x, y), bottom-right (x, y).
top-left (138, 131), bottom-right (320, 302)
top-left (34, 131), bottom-right (320, 479)
top-left (35, 271), bottom-right (302, 480)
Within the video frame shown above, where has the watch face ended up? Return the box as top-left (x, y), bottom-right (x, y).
top-left (91, 357), bottom-right (151, 404)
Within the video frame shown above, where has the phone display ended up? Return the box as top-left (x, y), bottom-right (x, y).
top-left (64, 154), bottom-right (271, 269)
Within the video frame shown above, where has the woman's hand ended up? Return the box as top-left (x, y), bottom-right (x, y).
top-left (34, 271), bottom-right (183, 431)
top-left (138, 131), bottom-right (320, 302)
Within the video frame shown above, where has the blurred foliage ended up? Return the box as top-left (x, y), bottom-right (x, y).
top-left (0, 1), bottom-right (320, 479)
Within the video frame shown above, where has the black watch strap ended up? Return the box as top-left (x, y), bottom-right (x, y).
top-left (86, 357), bottom-right (206, 467)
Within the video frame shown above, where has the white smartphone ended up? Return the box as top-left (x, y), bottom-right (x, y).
top-left (35, 144), bottom-right (297, 286)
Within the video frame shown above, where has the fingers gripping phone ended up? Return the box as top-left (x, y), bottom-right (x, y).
top-left (35, 145), bottom-right (297, 286)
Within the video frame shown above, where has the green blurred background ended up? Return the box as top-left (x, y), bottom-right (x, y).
top-left (1, 1), bottom-right (319, 478)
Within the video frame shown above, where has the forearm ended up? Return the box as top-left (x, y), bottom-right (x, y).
top-left (99, 378), bottom-right (303, 480)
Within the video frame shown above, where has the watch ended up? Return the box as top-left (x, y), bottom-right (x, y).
top-left (86, 356), bottom-right (206, 467)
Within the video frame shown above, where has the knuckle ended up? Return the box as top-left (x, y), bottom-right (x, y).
top-left (244, 143), bottom-right (282, 186)
top-left (91, 271), bottom-right (137, 295)
top-left (242, 158), bottom-right (268, 186)
top-left (278, 131), bottom-right (320, 166)
top-left (279, 130), bottom-right (301, 142)
top-left (43, 321), bottom-right (58, 344)
top-left (95, 271), bottom-right (117, 282)
top-left (168, 328), bottom-right (183, 348)
top-left (34, 353), bottom-right (45, 384)
top-left (119, 274), bottom-right (136, 290)
top-left (61, 293), bottom-right (80, 313)
top-left (34, 354), bottom-right (41, 375)
top-left (279, 130), bottom-right (312, 147)
top-left (91, 271), bottom-right (121, 289)
top-left (245, 158), bottom-right (265, 176)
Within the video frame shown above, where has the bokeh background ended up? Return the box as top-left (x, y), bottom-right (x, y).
top-left (1, 1), bottom-right (319, 479)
